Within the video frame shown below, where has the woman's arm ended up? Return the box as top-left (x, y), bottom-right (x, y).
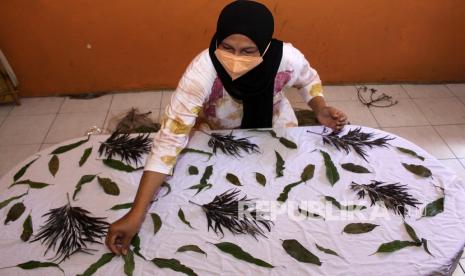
top-left (309, 96), bottom-right (347, 131)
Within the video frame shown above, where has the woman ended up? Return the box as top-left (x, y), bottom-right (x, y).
top-left (106, 0), bottom-right (347, 255)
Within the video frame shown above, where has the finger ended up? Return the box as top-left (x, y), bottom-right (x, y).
top-left (108, 231), bottom-right (123, 255)
top-left (338, 114), bottom-right (348, 123)
top-left (120, 234), bottom-right (133, 256)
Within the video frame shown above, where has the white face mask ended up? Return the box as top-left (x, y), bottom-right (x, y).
top-left (214, 42), bottom-right (271, 80)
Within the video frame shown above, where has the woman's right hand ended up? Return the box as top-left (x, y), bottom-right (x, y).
top-left (105, 210), bottom-right (144, 256)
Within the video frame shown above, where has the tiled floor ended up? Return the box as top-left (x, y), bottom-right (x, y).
top-left (1, 84), bottom-right (465, 273)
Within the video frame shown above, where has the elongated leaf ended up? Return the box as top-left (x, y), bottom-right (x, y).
top-left (176, 245), bottom-right (207, 256)
top-left (320, 150), bottom-right (339, 185)
top-left (51, 135), bottom-right (90, 155)
top-left (226, 173), bottom-right (242, 186)
top-left (186, 183), bottom-right (212, 195)
top-left (73, 174), bottom-right (98, 200)
top-left (325, 196), bottom-right (366, 211)
top-left (282, 239), bottom-right (321, 266)
top-left (373, 240), bottom-right (419, 254)
top-left (97, 177), bottom-right (120, 196)
top-left (188, 166), bottom-right (199, 175)
top-left (213, 242), bottom-right (274, 268)
top-left (123, 249), bottom-right (135, 276)
top-left (5, 202), bottom-right (25, 224)
top-left (343, 223), bottom-right (378, 234)
top-left (48, 155), bottom-right (59, 177)
top-left (0, 192), bottom-right (28, 210)
top-left (277, 181), bottom-right (303, 203)
top-left (151, 213), bottom-right (162, 235)
top-left (397, 147), bottom-right (425, 161)
top-left (79, 147), bottom-right (93, 167)
top-left (402, 163), bottom-right (432, 178)
top-left (180, 148), bottom-right (213, 160)
top-left (20, 214), bottom-right (33, 242)
top-left (315, 243), bottom-right (339, 257)
top-left (279, 137), bottom-right (298, 149)
top-left (103, 159), bottom-right (143, 172)
top-left (341, 163), bottom-right (370, 173)
top-left (9, 180), bottom-right (51, 189)
top-left (13, 260), bottom-right (63, 272)
top-left (151, 258), bottom-right (198, 276)
top-left (301, 164), bottom-right (315, 182)
top-left (422, 197), bottom-right (444, 218)
top-left (255, 172), bottom-right (266, 186)
top-left (109, 202), bottom-right (133, 211)
top-left (275, 151), bottom-right (285, 178)
top-left (13, 156), bottom-right (39, 183)
top-left (178, 208), bottom-right (195, 229)
top-left (421, 238), bottom-right (433, 256)
top-left (77, 252), bottom-right (115, 276)
top-left (160, 182), bottom-right (171, 197)
top-left (404, 222), bottom-right (420, 243)
top-left (200, 165), bottom-right (213, 184)
top-left (298, 207), bottom-right (325, 220)
top-left (131, 234), bottom-right (145, 260)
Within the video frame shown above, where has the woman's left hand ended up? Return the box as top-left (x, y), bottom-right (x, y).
top-left (316, 106), bottom-right (348, 131)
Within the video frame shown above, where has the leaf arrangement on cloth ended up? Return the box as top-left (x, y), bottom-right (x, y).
top-left (249, 129), bottom-right (297, 149)
top-left (204, 131), bottom-right (260, 157)
top-left (98, 130), bottom-right (153, 165)
top-left (309, 127), bottom-right (394, 161)
top-left (31, 194), bottom-right (109, 263)
top-left (350, 181), bottom-right (421, 217)
top-left (190, 189), bottom-right (273, 239)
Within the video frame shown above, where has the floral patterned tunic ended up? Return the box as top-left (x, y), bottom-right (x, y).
top-left (144, 43), bottom-right (324, 174)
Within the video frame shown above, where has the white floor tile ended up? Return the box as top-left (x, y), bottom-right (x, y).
top-left (460, 159), bottom-right (465, 169)
top-left (413, 98), bottom-right (465, 125)
top-left (459, 97), bottom-right (465, 106)
top-left (402, 84), bottom-right (454, 98)
top-left (44, 112), bottom-right (107, 143)
top-left (0, 144), bottom-right (41, 178)
top-left (435, 125), bottom-right (465, 158)
top-left (0, 116), bottom-right (6, 126)
top-left (0, 114), bottom-right (55, 145)
top-left (0, 104), bottom-right (13, 117)
top-left (104, 108), bottom-right (161, 133)
top-left (322, 85), bottom-right (358, 101)
top-left (439, 159), bottom-right (465, 181)
top-left (110, 91), bottom-right (162, 111)
top-left (452, 265), bottom-right (465, 276)
top-left (447, 84), bottom-right (465, 97)
top-left (9, 97), bottom-right (64, 116)
top-left (39, 143), bottom-right (57, 152)
top-left (383, 126), bottom-right (455, 159)
top-left (59, 94), bottom-right (112, 113)
top-left (370, 98), bottom-right (429, 127)
top-left (363, 84), bottom-right (410, 99)
top-left (326, 101), bottom-right (379, 128)
top-left (160, 91), bottom-right (174, 110)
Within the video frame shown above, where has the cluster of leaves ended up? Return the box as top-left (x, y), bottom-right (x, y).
top-left (249, 129), bottom-right (298, 149)
top-left (186, 165), bottom-right (213, 195)
top-left (205, 131), bottom-right (260, 157)
top-left (98, 130), bottom-right (153, 166)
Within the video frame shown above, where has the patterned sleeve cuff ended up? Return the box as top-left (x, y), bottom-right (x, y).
top-left (143, 152), bottom-right (176, 175)
top-left (300, 83), bottom-right (324, 104)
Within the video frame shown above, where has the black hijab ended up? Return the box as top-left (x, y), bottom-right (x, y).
top-left (208, 0), bottom-right (283, 129)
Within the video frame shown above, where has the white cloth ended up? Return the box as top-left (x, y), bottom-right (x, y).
top-left (0, 126), bottom-right (464, 275)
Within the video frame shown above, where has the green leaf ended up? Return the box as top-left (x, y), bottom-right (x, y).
top-left (200, 165), bottom-right (213, 184)
top-left (421, 238), bottom-right (433, 256)
top-left (160, 182), bottom-right (171, 197)
top-left (277, 181), bottom-right (303, 203)
top-left (14, 260), bottom-right (63, 272)
top-left (77, 252), bottom-right (115, 276)
top-left (20, 214), bottom-right (33, 242)
top-left (320, 150), bottom-right (340, 185)
top-left (282, 239), bottom-right (321, 266)
top-left (48, 155), bottom-right (59, 177)
top-left (341, 163), bottom-right (371, 173)
top-left (279, 137), bottom-right (298, 149)
top-left (188, 165), bottom-right (199, 175)
top-left (301, 164), bottom-right (315, 182)
top-left (226, 173), bottom-right (242, 186)
top-left (79, 147), bottom-right (93, 167)
top-left (151, 258), bottom-right (198, 276)
top-left (422, 197), bottom-right (444, 218)
top-left (51, 135), bottom-right (90, 155)
top-left (402, 163), bottom-right (432, 178)
top-left (404, 221), bottom-right (421, 243)
top-left (178, 208), bottom-right (195, 229)
top-left (73, 174), bottom-right (98, 200)
top-left (97, 177), bottom-right (120, 196)
top-left (180, 148), bottom-right (213, 160)
top-left (130, 234), bottom-right (145, 260)
top-left (151, 213), bottom-right (162, 235)
top-left (255, 172), bottom-right (266, 186)
top-left (9, 179), bottom-right (52, 189)
top-left (298, 207), bottom-right (325, 220)
top-left (109, 202), bottom-right (133, 211)
top-left (212, 241), bottom-right (274, 268)
top-left (343, 223), bottom-right (378, 234)
top-left (0, 192), bottom-right (28, 210)
top-left (325, 196), bottom-right (366, 211)
top-left (268, 130), bottom-right (278, 138)
top-left (397, 147), bottom-right (425, 161)
top-left (176, 244), bottom-right (207, 256)
top-left (5, 202), bottom-right (25, 225)
top-left (315, 243), bottom-right (339, 257)
top-left (103, 159), bottom-right (144, 172)
top-left (186, 183), bottom-right (212, 195)
top-left (13, 156), bottom-right (39, 183)
top-left (373, 240), bottom-right (419, 254)
top-left (123, 249), bottom-right (135, 276)
top-left (275, 151), bottom-right (285, 178)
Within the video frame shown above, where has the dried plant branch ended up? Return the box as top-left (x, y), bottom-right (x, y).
top-left (98, 130), bottom-right (153, 165)
top-left (356, 85), bottom-right (398, 108)
top-left (203, 131), bottom-right (260, 157)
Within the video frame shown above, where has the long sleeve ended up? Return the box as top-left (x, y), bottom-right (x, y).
top-left (144, 50), bottom-right (213, 175)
